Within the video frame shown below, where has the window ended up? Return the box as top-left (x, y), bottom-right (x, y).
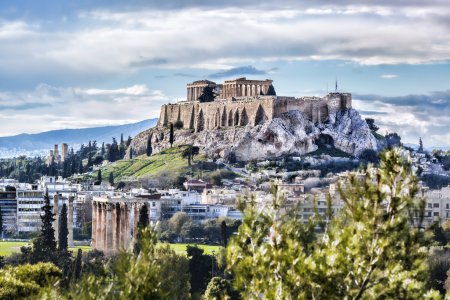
top-left (152, 202), bottom-right (155, 207)
top-left (447, 203), bottom-right (449, 209)
top-left (433, 203), bottom-right (439, 208)
top-left (428, 203), bottom-right (432, 208)
top-left (434, 212), bottom-right (439, 217)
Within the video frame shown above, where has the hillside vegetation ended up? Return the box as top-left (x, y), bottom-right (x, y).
top-left (99, 145), bottom-right (233, 185)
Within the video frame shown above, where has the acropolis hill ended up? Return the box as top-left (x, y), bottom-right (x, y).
top-left (129, 78), bottom-right (377, 161)
top-left (158, 77), bottom-right (352, 131)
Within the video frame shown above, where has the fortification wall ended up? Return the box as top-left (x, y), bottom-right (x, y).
top-left (157, 93), bottom-right (352, 132)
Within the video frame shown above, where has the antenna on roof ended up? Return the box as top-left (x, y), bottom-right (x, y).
top-left (335, 78), bottom-right (338, 92)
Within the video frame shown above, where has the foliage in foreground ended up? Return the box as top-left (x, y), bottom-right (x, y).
top-left (0, 262), bottom-right (61, 299)
top-left (70, 227), bottom-right (190, 300)
top-left (227, 148), bottom-right (441, 299)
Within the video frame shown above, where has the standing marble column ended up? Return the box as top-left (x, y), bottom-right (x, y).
top-left (115, 204), bottom-right (121, 250)
top-left (102, 204), bottom-right (107, 250)
top-left (106, 204), bottom-right (113, 250)
top-left (53, 194), bottom-right (59, 242)
top-left (68, 196), bottom-right (74, 247)
top-left (92, 202), bottom-right (97, 249)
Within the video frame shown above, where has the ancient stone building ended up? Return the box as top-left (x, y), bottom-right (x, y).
top-left (92, 195), bottom-right (148, 252)
top-left (158, 78), bottom-right (352, 132)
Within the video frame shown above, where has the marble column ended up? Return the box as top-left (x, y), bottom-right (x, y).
top-left (103, 204), bottom-right (107, 250)
top-left (53, 194), bottom-right (59, 242)
top-left (115, 204), bottom-right (121, 250)
top-left (96, 203), bottom-right (102, 250)
top-left (68, 196), bottom-right (74, 247)
top-left (92, 202), bottom-right (97, 248)
top-left (106, 205), bottom-right (113, 250)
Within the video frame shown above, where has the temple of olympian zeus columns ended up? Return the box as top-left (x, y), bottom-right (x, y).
top-left (91, 195), bottom-right (148, 252)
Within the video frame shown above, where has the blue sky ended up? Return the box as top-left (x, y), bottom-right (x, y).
top-left (1, 0), bottom-right (450, 147)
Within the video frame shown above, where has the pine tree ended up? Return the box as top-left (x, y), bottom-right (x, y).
top-left (109, 172), bottom-right (114, 186)
top-left (169, 123), bottom-right (174, 148)
top-left (58, 204), bottom-right (69, 251)
top-left (97, 170), bottom-right (102, 183)
top-left (419, 137), bottom-right (424, 152)
top-left (146, 135), bottom-right (152, 157)
top-left (126, 136), bottom-right (132, 147)
top-left (33, 193), bottom-right (57, 261)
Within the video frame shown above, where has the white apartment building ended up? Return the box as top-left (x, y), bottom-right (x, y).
top-left (16, 186), bottom-right (44, 233)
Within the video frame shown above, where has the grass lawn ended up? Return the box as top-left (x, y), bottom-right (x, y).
top-left (168, 243), bottom-right (221, 255)
top-left (0, 241), bottom-right (92, 257)
top-left (0, 241), bottom-right (220, 256)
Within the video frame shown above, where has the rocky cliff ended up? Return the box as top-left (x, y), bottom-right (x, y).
top-left (127, 108), bottom-right (377, 161)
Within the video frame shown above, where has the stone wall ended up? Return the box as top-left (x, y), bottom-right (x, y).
top-left (157, 93), bottom-right (352, 132)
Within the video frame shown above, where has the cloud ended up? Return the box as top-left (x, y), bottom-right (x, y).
top-left (0, 84), bottom-right (168, 136)
top-left (209, 66), bottom-right (267, 79)
top-left (380, 74), bottom-right (398, 79)
top-left (0, 3), bottom-right (450, 80)
top-left (354, 89), bottom-right (450, 147)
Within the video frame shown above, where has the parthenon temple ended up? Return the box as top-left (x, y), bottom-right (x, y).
top-left (158, 77), bottom-right (352, 131)
top-left (186, 77), bottom-right (273, 101)
top-left (91, 196), bottom-right (148, 252)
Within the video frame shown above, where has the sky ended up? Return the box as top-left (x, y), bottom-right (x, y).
top-left (0, 0), bottom-right (450, 148)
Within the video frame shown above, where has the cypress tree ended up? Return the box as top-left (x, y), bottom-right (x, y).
top-left (97, 170), bottom-right (102, 183)
top-left (146, 135), bottom-right (152, 157)
top-left (109, 172), bottom-right (114, 186)
top-left (129, 147), bottom-right (133, 159)
top-left (266, 84), bottom-right (276, 96)
top-left (58, 203), bottom-right (69, 251)
top-left (134, 204), bottom-right (149, 255)
top-left (169, 123), bottom-right (174, 148)
top-left (73, 248), bottom-right (82, 280)
top-left (138, 204), bottom-right (149, 229)
top-left (221, 220), bottom-right (228, 247)
top-left (0, 206), bottom-right (3, 238)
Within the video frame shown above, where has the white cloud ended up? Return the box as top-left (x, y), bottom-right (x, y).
top-left (381, 74), bottom-right (399, 79)
top-left (0, 84), bottom-right (168, 136)
top-left (0, 4), bottom-right (450, 77)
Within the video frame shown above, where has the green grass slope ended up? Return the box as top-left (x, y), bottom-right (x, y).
top-left (101, 145), bottom-right (207, 182)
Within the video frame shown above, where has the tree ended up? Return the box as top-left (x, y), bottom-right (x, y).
top-left (227, 149), bottom-right (440, 299)
top-left (72, 249), bottom-right (82, 281)
top-left (129, 147), bottom-right (133, 159)
top-left (97, 170), bottom-right (102, 183)
top-left (169, 212), bottom-right (191, 236)
top-left (169, 123), bottom-right (174, 148)
top-left (419, 137), bottom-right (424, 152)
top-left (0, 262), bottom-right (61, 299)
top-left (187, 245), bottom-right (213, 295)
top-left (71, 228), bottom-right (190, 300)
top-left (204, 277), bottom-right (234, 300)
top-left (198, 86), bottom-right (215, 102)
top-left (108, 172), bottom-right (114, 186)
top-left (266, 84), bottom-right (276, 96)
top-left (182, 145), bottom-right (200, 166)
top-left (58, 204), bottom-right (69, 251)
top-left (221, 220), bottom-right (228, 247)
top-left (33, 193), bottom-right (57, 262)
top-left (146, 135), bottom-right (153, 156)
top-left (365, 118), bottom-right (379, 132)
top-left (126, 136), bottom-right (132, 147)
top-left (385, 132), bottom-right (402, 148)
top-left (359, 148), bottom-right (379, 164)
top-left (0, 206), bottom-right (3, 239)
top-left (138, 204), bottom-right (149, 229)
top-left (134, 204), bottom-right (150, 255)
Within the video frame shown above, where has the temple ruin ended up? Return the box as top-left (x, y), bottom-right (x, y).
top-left (157, 78), bottom-right (352, 132)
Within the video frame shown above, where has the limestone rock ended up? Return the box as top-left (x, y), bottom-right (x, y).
top-left (126, 108), bottom-right (377, 161)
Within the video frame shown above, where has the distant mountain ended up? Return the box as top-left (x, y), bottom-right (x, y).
top-left (0, 119), bottom-right (158, 158)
